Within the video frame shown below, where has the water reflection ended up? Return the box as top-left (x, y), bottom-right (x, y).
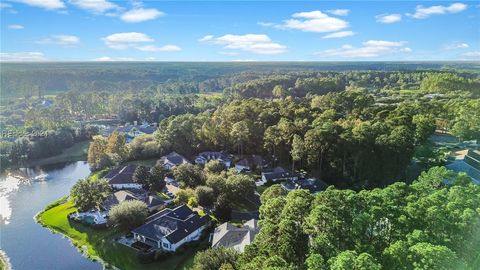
top-left (0, 166), bottom-right (51, 224)
top-left (0, 161), bottom-right (102, 270)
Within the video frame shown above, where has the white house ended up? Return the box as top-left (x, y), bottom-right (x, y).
top-left (104, 165), bottom-right (143, 190)
top-left (195, 151), bottom-right (232, 168)
top-left (132, 205), bottom-right (211, 252)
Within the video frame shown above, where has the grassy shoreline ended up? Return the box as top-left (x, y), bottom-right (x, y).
top-left (36, 199), bottom-right (200, 270)
top-left (0, 250), bottom-right (11, 270)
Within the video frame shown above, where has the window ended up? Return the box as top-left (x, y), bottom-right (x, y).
top-left (162, 242), bottom-right (169, 249)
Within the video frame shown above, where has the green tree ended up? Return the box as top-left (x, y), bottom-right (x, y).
top-left (70, 178), bottom-right (111, 211)
top-left (173, 164), bottom-right (206, 188)
top-left (291, 134), bottom-right (305, 173)
top-left (133, 165), bottom-right (152, 189)
top-left (175, 188), bottom-right (196, 205)
top-left (195, 185), bottom-right (215, 207)
top-left (230, 121), bottom-right (250, 156)
top-left (192, 248), bottom-right (239, 270)
top-left (205, 160), bottom-right (227, 174)
top-left (108, 200), bottom-right (148, 230)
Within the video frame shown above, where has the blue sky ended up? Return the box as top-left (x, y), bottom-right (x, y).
top-left (1, 0), bottom-right (479, 61)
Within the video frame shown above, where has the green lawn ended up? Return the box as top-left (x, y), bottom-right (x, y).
top-left (37, 200), bottom-right (200, 270)
top-left (25, 141), bottom-right (90, 167)
top-left (231, 197), bottom-right (258, 212)
top-left (124, 158), bottom-right (158, 167)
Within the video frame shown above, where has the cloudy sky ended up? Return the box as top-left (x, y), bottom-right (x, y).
top-left (1, 0), bottom-right (479, 61)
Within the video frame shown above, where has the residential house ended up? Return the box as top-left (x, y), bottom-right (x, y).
top-left (195, 151), bottom-right (232, 168)
top-left (211, 219), bottom-right (260, 252)
top-left (159, 152), bottom-right (191, 170)
top-left (101, 189), bottom-right (165, 212)
top-left (261, 167), bottom-right (299, 183)
top-left (235, 155), bottom-right (267, 172)
top-left (102, 121), bottom-right (157, 143)
top-left (132, 205), bottom-right (211, 252)
top-left (281, 178), bottom-right (328, 193)
top-left (104, 164), bottom-right (142, 190)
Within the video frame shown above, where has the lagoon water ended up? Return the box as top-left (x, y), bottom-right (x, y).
top-left (0, 161), bottom-right (102, 270)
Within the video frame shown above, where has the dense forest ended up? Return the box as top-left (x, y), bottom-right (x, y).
top-left (1, 62), bottom-right (479, 98)
top-left (1, 64), bottom-right (479, 187)
top-left (192, 167), bottom-right (480, 270)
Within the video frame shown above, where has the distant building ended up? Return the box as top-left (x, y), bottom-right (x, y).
top-left (235, 155), bottom-right (267, 172)
top-left (195, 151), bottom-right (232, 168)
top-left (160, 152), bottom-right (191, 170)
top-left (211, 219), bottom-right (260, 252)
top-left (132, 205), bottom-right (210, 252)
top-left (261, 167), bottom-right (299, 183)
top-left (101, 121), bottom-right (157, 142)
top-left (104, 165), bottom-right (142, 189)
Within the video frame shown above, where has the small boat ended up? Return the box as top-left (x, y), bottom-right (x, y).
top-left (33, 173), bottom-right (49, 181)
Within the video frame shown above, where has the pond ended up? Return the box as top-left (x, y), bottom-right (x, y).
top-left (0, 161), bottom-right (102, 270)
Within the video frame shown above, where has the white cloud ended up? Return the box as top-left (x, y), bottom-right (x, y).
top-left (36, 35), bottom-right (80, 46)
top-left (0, 52), bottom-right (47, 61)
top-left (327, 9), bottom-right (350, 16)
top-left (322, 31), bottom-right (355, 39)
top-left (232, 59), bottom-right (258, 62)
top-left (0, 3), bottom-right (13, 9)
top-left (407, 3), bottom-right (467, 19)
top-left (258, 21), bottom-right (275, 27)
top-left (145, 57), bottom-right (156, 61)
top-left (92, 56), bottom-right (136, 61)
top-left (462, 51), bottom-right (480, 59)
top-left (199, 34), bottom-right (287, 54)
top-left (121, 8), bottom-right (164, 23)
top-left (445, 42), bottom-right (469, 50)
top-left (318, 40), bottom-right (411, 58)
top-left (102, 32), bottom-right (153, 49)
top-left (198, 35), bottom-right (214, 42)
top-left (279, 10), bottom-right (349, 33)
top-left (8, 24), bottom-right (24, 29)
top-left (376, 13), bottom-right (402, 24)
top-left (136, 45), bottom-right (181, 52)
top-left (15, 0), bottom-right (65, 10)
top-left (102, 32), bottom-right (180, 52)
top-left (70, 0), bottom-right (119, 14)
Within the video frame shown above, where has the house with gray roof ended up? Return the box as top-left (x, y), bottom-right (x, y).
top-left (195, 151), bottom-right (232, 168)
top-left (235, 155), bottom-right (267, 172)
top-left (211, 219), bottom-right (259, 252)
top-left (104, 164), bottom-right (142, 189)
top-left (261, 167), bottom-right (299, 183)
top-left (132, 205), bottom-right (210, 252)
top-left (160, 152), bottom-right (191, 170)
top-left (101, 189), bottom-right (164, 212)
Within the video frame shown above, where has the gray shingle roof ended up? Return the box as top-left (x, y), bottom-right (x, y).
top-left (104, 164), bottom-right (138, 185)
top-left (132, 204), bottom-right (210, 244)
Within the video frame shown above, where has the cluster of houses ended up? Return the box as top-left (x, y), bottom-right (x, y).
top-left (74, 149), bottom-right (328, 255)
